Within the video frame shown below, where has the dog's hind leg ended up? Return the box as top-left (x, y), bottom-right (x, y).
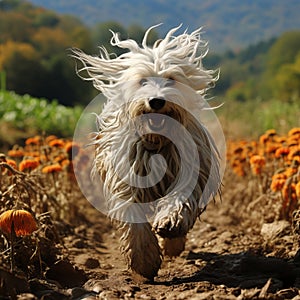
top-left (119, 222), bottom-right (162, 280)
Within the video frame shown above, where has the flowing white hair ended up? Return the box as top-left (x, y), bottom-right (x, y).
top-left (71, 24), bottom-right (218, 95)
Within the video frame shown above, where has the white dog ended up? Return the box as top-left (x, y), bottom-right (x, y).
top-left (72, 25), bottom-right (221, 280)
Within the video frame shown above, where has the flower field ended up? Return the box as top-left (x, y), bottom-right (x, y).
top-left (227, 128), bottom-right (300, 220)
top-left (0, 128), bottom-right (300, 299)
top-left (0, 135), bottom-right (93, 293)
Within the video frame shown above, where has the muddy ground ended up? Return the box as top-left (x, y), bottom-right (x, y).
top-left (1, 169), bottom-right (300, 300)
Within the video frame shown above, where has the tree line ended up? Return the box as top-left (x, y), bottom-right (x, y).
top-left (208, 31), bottom-right (300, 103)
top-left (0, 0), bottom-right (299, 105)
top-left (0, 0), bottom-right (158, 106)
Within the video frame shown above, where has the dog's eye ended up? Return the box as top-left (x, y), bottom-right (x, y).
top-left (139, 78), bottom-right (148, 86)
top-left (165, 78), bottom-right (175, 87)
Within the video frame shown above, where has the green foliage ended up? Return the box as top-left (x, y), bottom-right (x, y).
top-left (216, 97), bottom-right (300, 138)
top-left (210, 30), bottom-right (300, 103)
top-left (33, 11), bottom-right (60, 28)
top-left (263, 31), bottom-right (300, 101)
top-left (274, 54), bottom-right (300, 101)
top-left (0, 0), bottom-right (299, 114)
top-left (0, 0), bottom-right (94, 105)
top-left (266, 31), bottom-right (300, 74)
top-left (0, 1), bottom-right (160, 106)
top-left (0, 91), bottom-right (82, 137)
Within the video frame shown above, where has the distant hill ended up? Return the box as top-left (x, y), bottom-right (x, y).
top-left (28, 0), bottom-right (300, 52)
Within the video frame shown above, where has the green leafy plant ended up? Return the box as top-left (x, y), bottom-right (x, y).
top-left (0, 91), bottom-right (82, 137)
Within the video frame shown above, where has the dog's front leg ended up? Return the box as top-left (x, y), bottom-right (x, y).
top-left (118, 222), bottom-right (162, 280)
top-left (152, 190), bottom-right (203, 239)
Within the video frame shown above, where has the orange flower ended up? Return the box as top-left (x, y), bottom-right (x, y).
top-left (45, 135), bottom-right (58, 144)
top-left (231, 160), bottom-right (246, 176)
top-left (265, 143), bottom-right (280, 154)
top-left (48, 139), bottom-right (65, 148)
top-left (0, 209), bottom-right (37, 236)
top-left (284, 167), bottom-right (297, 178)
top-left (292, 156), bottom-right (300, 163)
top-left (265, 129), bottom-right (277, 137)
top-left (6, 159), bottom-right (17, 169)
top-left (35, 155), bottom-right (48, 163)
top-left (19, 159), bottom-right (39, 172)
top-left (271, 179), bottom-right (286, 192)
top-left (274, 136), bottom-right (287, 144)
top-left (249, 155), bottom-right (266, 175)
top-left (282, 183), bottom-right (297, 202)
top-left (233, 146), bottom-right (244, 155)
top-left (42, 163), bottom-right (62, 173)
top-left (259, 130), bottom-right (276, 145)
top-left (249, 155), bottom-right (266, 167)
top-left (7, 149), bottom-right (24, 158)
top-left (259, 134), bottom-right (269, 145)
top-left (287, 138), bottom-right (299, 147)
top-left (25, 136), bottom-right (41, 146)
top-left (275, 147), bottom-right (290, 158)
top-left (3, 159), bottom-right (18, 176)
top-left (61, 159), bottom-right (70, 168)
top-left (54, 154), bottom-right (66, 163)
top-left (288, 127), bottom-right (300, 137)
top-left (272, 173), bottom-right (287, 181)
top-left (288, 147), bottom-right (300, 160)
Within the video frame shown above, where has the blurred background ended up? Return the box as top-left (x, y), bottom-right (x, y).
top-left (0, 0), bottom-right (299, 144)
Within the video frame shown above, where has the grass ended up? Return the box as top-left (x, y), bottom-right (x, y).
top-left (214, 97), bottom-right (300, 139)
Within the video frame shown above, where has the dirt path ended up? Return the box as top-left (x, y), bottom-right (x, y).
top-left (62, 175), bottom-right (300, 300)
top-left (1, 129), bottom-right (299, 299)
top-left (2, 170), bottom-right (300, 299)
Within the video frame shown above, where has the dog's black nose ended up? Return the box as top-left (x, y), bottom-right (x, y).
top-left (149, 98), bottom-right (166, 110)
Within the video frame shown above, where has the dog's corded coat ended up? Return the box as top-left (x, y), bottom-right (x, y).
top-left (72, 25), bottom-right (221, 279)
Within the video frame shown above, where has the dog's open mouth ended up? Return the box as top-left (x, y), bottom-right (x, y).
top-left (147, 114), bottom-right (166, 132)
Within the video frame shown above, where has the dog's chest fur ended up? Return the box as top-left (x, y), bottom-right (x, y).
top-left (129, 140), bottom-right (181, 202)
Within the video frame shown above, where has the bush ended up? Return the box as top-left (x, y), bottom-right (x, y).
top-left (0, 91), bottom-right (82, 137)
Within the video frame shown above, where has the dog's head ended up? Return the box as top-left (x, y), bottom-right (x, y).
top-left (72, 25), bottom-right (218, 150)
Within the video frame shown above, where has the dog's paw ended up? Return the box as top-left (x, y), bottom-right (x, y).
top-left (153, 211), bottom-right (189, 238)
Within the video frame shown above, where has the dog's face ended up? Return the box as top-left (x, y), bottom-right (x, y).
top-left (122, 76), bottom-right (189, 150)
